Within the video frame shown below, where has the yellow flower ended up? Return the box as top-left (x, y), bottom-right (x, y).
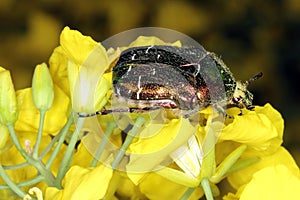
top-left (126, 117), bottom-right (196, 183)
top-left (44, 165), bottom-right (113, 200)
top-left (219, 103), bottom-right (283, 152)
top-left (224, 164), bottom-right (300, 200)
top-left (239, 165), bottom-right (300, 200)
top-left (59, 27), bottom-right (110, 113)
top-left (227, 146), bottom-right (300, 189)
top-left (0, 131), bottom-right (53, 199)
top-left (49, 46), bottom-right (70, 97)
top-left (139, 172), bottom-right (204, 200)
top-left (14, 86), bottom-right (69, 136)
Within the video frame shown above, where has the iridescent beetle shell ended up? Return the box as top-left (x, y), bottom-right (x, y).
top-left (112, 45), bottom-right (262, 115)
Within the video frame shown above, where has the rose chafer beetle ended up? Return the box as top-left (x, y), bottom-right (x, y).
top-left (80, 45), bottom-right (262, 118)
top-left (109, 45), bottom-right (262, 117)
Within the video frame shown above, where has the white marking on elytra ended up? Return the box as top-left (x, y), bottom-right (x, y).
top-left (195, 64), bottom-right (201, 76)
top-left (157, 54), bottom-right (161, 59)
top-left (152, 68), bottom-right (156, 75)
top-left (137, 75), bottom-right (143, 100)
top-left (138, 75), bottom-right (141, 88)
top-left (137, 87), bottom-right (143, 100)
top-left (128, 65), bottom-right (132, 72)
top-left (116, 87), bottom-right (121, 96)
top-left (145, 45), bottom-right (153, 53)
top-left (131, 54), bottom-right (136, 60)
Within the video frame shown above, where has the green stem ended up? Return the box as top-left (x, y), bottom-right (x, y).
top-left (7, 124), bottom-right (56, 187)
top-left (3, 162), bottom-right (29, 170)
top-left (201, 178), bottom-right (214, 200)
top-left (111, 116), bottom-right (146, 169)
top-left (46, 115), bottom-right (73, 169)
top-left (55, 116), bottom-right (85, 187)
top-left (90, 122), bottom-right (117, 167)
top-left (7, 124), bottom-right (30, 160)
top-left (0, 175), bottom-right (44, 189)
top-left (0, 164), bottom-right (26, 198)
top-left (40, 129), bottom-right (62, 158)
top-left (179, 187), bottom-right (195, 200)
top-left (33, 110), bottom-right (46, 159)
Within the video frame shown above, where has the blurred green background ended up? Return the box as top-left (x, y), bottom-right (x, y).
top-left (0, 0), bottom-right (299, 165)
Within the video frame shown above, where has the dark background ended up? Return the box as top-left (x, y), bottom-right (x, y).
top-left (0, 0), bottom-right (299, 165)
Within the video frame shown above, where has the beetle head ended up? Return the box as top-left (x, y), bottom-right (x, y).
top-left (228, 72), bottom-right (263, 109)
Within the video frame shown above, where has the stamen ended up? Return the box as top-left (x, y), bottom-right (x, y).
top-left (24, 139), bottom-right (33, 154)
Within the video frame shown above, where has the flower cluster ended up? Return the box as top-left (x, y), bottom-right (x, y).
top-left (0, 27), bottom-right (299, 200)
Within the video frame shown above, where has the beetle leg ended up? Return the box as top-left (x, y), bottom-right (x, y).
top-left (213, 104), bottom-right (234, 119)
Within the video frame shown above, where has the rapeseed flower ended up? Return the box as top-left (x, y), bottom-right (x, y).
top-left (0, 27), bottom-right (299, 200)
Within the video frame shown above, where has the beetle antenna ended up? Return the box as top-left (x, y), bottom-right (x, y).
top-left (245, 72), bottom-right (263, 86)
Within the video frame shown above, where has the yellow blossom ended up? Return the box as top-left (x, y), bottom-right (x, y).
top-left (227, 146), bottom-right (300, 189)
top-left (127, 35), bottom-right (182, 48)
top-left (139, 172), bottom-right (204, 200)
top-left (44, 165), bottom-right (113, 200)
top-left (14, 86), bottom-right (69, 136)
top-left (224, 165), bottom-right (300, 200)
top-left (59, 27), bottom-right (110, 113)
top-left (49, 46), bottom-right (70, 97)
top-left (219, 103), bottom-right (283, 152)
top-left (126, 117), bottom-right (196, 183)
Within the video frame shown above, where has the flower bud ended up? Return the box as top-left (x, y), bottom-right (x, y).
top-left (0, 67), bottom-right (18, 125)
top-left (32, 63), bottom-right (54, 111)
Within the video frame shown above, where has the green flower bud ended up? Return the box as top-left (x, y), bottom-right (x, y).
top-left (0, 68), bottom-right (18, 125)
top-left (32, 63), bottom-right (54, 111)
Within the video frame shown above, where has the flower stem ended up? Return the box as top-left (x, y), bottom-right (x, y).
top-left (0, 164), bottom-right (26, 198)
top-left (46, 115), bottom-right (73, 169)
top-left (0, 175), bottom-right (43, 189)
top-left (3, 162), bottom-right (29, 170)
top-left (201, 178), bottom-right (214, 200)
top-left (7, 124), bottom-right (56, 187)
top-left (33, 110), bottom-right (46, 159)
top-left (55, 116), bottom-right (85, 187)
top-left (111, 116), bottom-right (146, 169)
top-left (90, 122), bottom-right (117, 167)
top-left (179, 187), bottom-right (195, 200)
top-left (7, 124), bottom-right (30, 160)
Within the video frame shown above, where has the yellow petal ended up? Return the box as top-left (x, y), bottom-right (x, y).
top-left (60, 27), bottom-right (110, 113)
top-left (139, 172), bottom-right (203, 200)
top-left (60, 27), bottom-right (101, 66)
top-left (15, 85), bottom-right (69, 136)
top-left (71, 143), bottom-right (94, 167)
top-left (44, 187), bottom-right (62, 200)
top-left (220, 103), bottom-right (283, 151)
top-left (227, 146), bottom-right (300, 189)
top-left (45, 165), bottom-right (113, 200)
top-left (240, 165), bottom-right (300, 200)
top-left (49, 46), bottom-right (70, 96)
top-left (128, 35), bottom-right (182, 48)
top-left (126, 117), bottom-right (196, 182)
